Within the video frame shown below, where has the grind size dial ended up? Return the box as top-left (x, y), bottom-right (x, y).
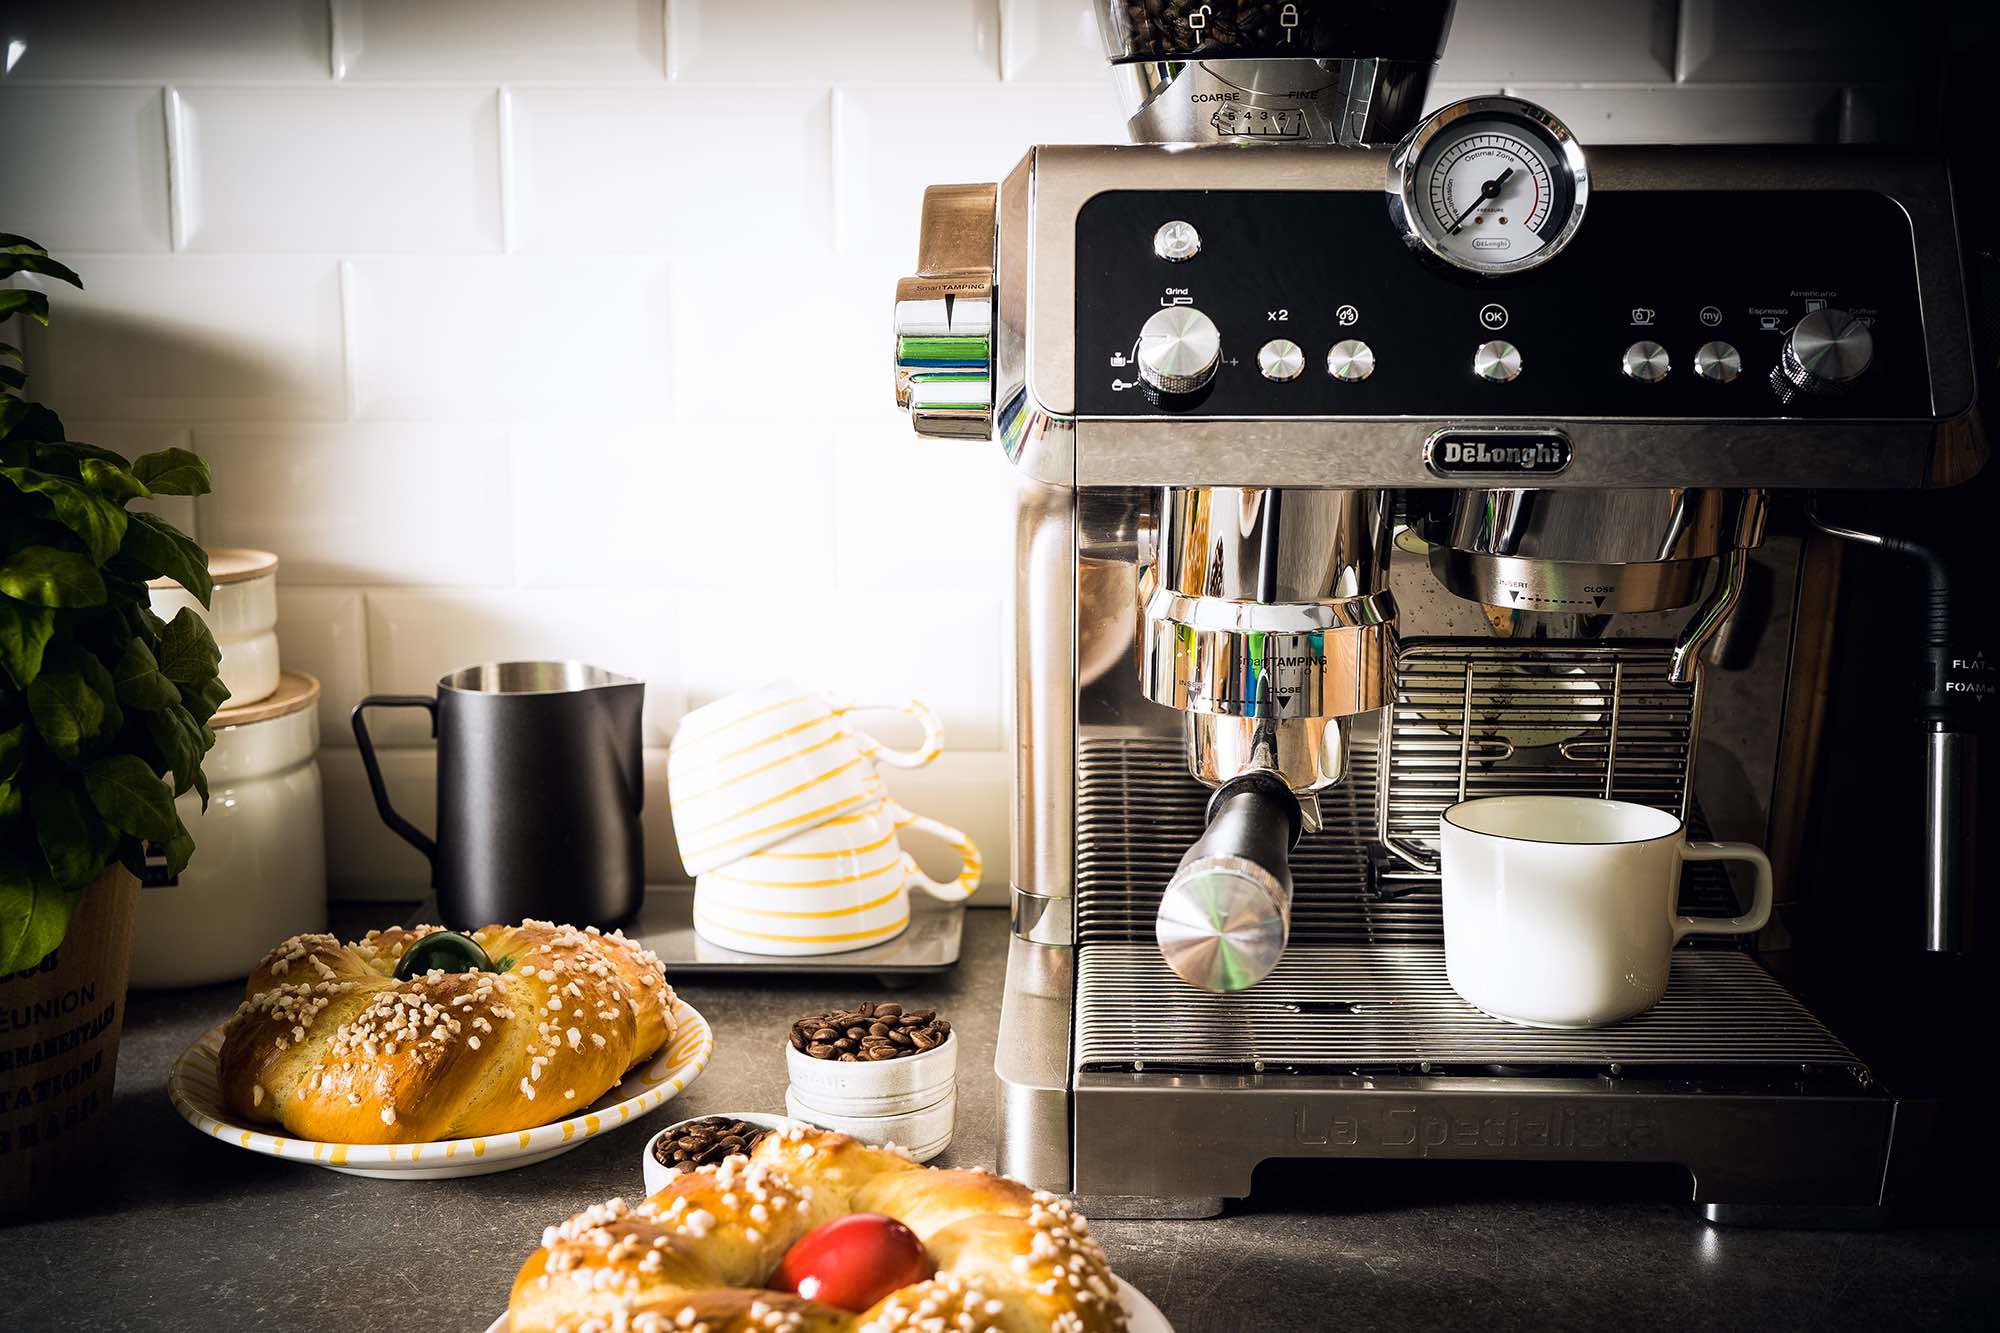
top-left (1388, 96), bottom-right (1589, 276)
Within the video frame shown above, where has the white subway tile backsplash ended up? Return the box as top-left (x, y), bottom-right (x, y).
top-left (62, 421), bottom-right (201, 537)
top-left (1001, 0), bottom-right (1105, 82)
top-left (1678, 0), bottom-right (1922, 85)
top-left (0, 88), bottom-right (170, 253)
top-left (194, 423), bottom-right (514, 586)
top-left (661, 426), bottom-right (839, 595)
top-left (509, 421), bottom-right (672, 587)
top-left (332, 0), bottom-right (665, 81)
top-left (319, 747), bottom-right (438, 899)
top-left (176, 87), bottom-right (501, 254)
top-left (0, 1), bottom-right (330, 81)
top-left (344, 256), bottom-right (673, 420)
top-left (506, 86), bottom-right (831, 256)
top-left (833, 413), bottom-right (1012, 594)
top-left (1437, 1), bottom-right (1675, 86)
top-left (1504, 84), bottom-right (1842, 145)
top-left (364, 587), bottom-right (683, 746)
top-left (675, 588), bottom-right (1002, 751)
top-left (14, 256), bottom-right (344, 420)
top-left (835, 82), bottom-right (1124, 255)
top-left (670, 0), bottom-right (999, 83)
top-left (275, 586), bottom-right (371, 746)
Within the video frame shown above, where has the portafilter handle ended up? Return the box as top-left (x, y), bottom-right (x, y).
top-left (1156, 773), bottom-right (1303, 992)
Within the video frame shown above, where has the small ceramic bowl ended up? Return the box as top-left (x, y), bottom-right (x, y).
top-left (640, 1111), bottom-right (789, 1197)
top-left (785, 1085), bottom-right (955, 1163)
top-left (784, 1031), bottom-right (956, 1117)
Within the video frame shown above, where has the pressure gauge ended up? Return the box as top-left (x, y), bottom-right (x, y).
top-left (1387, 96), bottom-right (1589, 276)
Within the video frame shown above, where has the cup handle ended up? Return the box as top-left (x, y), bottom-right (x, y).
top-left (351, 695), bottom-right (439, 866)
top-left (833, 699), bottom-right (944, 770)
top-left (883, 801), bottom-right (980, 902)
top-left (1674, 841), bottom-right (1773, 942)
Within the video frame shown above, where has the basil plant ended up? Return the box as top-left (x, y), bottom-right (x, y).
top-left (1, 236), bottom-right (226, 974)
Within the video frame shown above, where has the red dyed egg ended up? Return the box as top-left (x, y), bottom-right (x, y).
top-left (769, 1212), bottom-right (935, 1312)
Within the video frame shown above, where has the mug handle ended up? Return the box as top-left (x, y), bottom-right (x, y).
top-left (1673, 841), bottom-right (1773, 941)
top-left (833, 699), bottom-right (944, 770)
top-left (883, 800), bottom-right (980, 903)
top-left (351, 695), bottom-right (439, 865)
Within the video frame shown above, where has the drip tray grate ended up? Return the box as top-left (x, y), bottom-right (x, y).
top-left (1076, 943), bottom-right (1867, 1077)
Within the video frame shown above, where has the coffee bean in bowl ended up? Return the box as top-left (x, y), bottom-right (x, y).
top-left (788, 1001), bottom-right (951, 1063)
top-left (641, 1112), bottom-right (788, 1196)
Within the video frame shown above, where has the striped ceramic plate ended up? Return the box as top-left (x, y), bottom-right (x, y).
top-left (167, 995), bottom-right (713, 1179)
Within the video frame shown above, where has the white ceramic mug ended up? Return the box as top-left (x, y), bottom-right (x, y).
top-left (668, 684), bottom-right (944, 875)
top-left (1440, 795), bottom-right (1773, 1028)
top-left (692, 786), bottom-right (980, 956)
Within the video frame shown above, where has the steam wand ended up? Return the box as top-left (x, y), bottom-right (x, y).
top-left (1808, 496), bottom-right (1989, 952)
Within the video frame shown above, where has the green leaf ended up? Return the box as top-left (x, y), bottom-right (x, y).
top-left (0, 848), bottom-right (78, 976)
top-left (79, 457), bottom-right (150, 501)
top-left (0, 365), bottom-right (23, 392)
top-left (159, 814), bottom-right (195, 879)
top-left (0, 343), bottom-right (19, 364)
top-left (1, 466), bottom-right (129, 564)
top-left (155, 607), bottom-right (222, 686)
top-left (144, 706), bottom-right (206, 797)
top-left (186, 674), bottom-right (232, 728)
top-left (120, 512), bottom-right (211, 606)
top-left (129, 447), bottom-right (212, 497)
top-left (0, 399), bottom-right (65, 445)
top-left (0, 781), bottom-right (20, 827)
top-left (0, 251), bottom-right (83, 287)
top-left (29, 780), bottom-right (122, 891)
top-left (0, 724), bottom-right (23, 783)
top-left (112, 639), bottom-right (180, 710)
top-left (24, 656), bottom-right (108, 762)
top-left (0, 599), bottom-right (56, 687)
top-left (0, 289), bottom-right (51, 327)
top-left (0, 545), bottom-right (107, 608)
top-left (82, 753), bottom-right (177, 841)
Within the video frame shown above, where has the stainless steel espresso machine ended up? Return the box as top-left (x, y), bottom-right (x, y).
top-left (891, 1), bottom-right (1989, 1223)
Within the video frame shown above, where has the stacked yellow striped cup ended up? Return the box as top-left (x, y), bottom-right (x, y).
top-left (669, 685), bottom-right (980, 955)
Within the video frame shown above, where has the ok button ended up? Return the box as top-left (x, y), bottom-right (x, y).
top-left (1478, 303), bottom-right (1509, 331)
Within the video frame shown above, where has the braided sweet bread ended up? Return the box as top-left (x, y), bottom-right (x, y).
top-left (509, 1124), bottom-right (1128, 1333)
top-left (218, 920), bottom-right (674, 1143)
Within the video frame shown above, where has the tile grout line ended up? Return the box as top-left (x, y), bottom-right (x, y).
top-left (659, 0), bottom-right (674, 81)
top-left (327, 0), bottom-right (345, 80)
top-left (162, 87), bottom-right (187, 251)
top-left (337, 258), bottom-right (358, 420)
top-left (826, 85), bottom-right (847, 254)
top-left (497, 86), bottom-right (517, 254)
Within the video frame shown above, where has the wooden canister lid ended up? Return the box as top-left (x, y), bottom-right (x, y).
top-left (210, 671), bottom-right (319, 727)
top-left (149, 547), bottom-right (279, 590)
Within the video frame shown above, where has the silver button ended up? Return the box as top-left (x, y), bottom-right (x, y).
top-left (1693, 340), bottom-right (1742, 384)
top-left (1153, 220), bottom-right (1201, 262)
top-left (1472, 340), bottom-right (1521, 383)
top-left (1621, 339), bottom-right (1670, 383)
top-left (1325, 338), bottom-right (1376, 382)
top-left (1258, 338), bottom-right (1304, 381)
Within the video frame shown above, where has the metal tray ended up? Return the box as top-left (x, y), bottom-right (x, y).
top-left (630, 885), bottom-right (964, 979)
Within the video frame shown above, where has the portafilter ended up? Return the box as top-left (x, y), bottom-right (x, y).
top-left (1142, 486), bottom-right (1394, 991)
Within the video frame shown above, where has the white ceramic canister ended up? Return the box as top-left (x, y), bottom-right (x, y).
top-left (784, 1030), bottom-right (956, 1117)
top-left (131, 672), bottom-right (327, 988)
top-left (149, 548), bottom-right (281, 709)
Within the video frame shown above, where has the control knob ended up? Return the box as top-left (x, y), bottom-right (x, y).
top-left (1137, 306), bottom-right (1222, 395)
top-left (1770, 307), bottom-right (1873, 404)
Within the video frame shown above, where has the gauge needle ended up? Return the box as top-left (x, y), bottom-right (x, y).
top-left (1446, 166), bottom-right (1515, 235)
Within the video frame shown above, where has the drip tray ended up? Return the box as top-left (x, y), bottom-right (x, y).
top-left (1076, 943), bottom-right (1867, 1078)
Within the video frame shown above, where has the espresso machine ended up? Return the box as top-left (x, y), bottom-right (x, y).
top-left (891, 1), bottom-right (1989, 1222)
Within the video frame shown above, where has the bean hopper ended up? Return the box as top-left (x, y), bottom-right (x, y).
top-left (891, 0), bottom-right (1989, 1220)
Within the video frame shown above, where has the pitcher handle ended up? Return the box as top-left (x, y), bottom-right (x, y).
top-left (351, 695), bottom-right (439, 865)
top-left (833, 699), bottom-right (944, 769)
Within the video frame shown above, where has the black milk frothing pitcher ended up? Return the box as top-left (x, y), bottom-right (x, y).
top-left (351, 661), bottom-right (645, 928)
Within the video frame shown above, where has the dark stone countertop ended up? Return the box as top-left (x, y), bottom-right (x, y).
top-left (9, 909), bottom-right (1997, 1330)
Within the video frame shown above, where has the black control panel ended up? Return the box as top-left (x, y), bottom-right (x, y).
top-left (1073, 189), bottom-right (1931, 418)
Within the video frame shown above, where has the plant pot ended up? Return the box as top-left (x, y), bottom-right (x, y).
top-left (0, 865), bottom-right (140, 1217)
